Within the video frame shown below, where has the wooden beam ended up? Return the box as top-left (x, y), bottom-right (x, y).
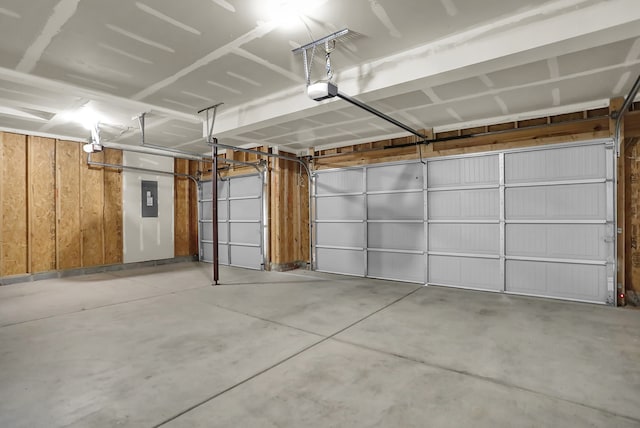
top-left (626, 137), bottom-right (640, 305)
top-left (611, 97), bottom-right (625, 305)
top-left (174, 158), bottom-right (191, 257)
top-left (625, 110), bottom-right (640, 138)
top-left (433, 117), bottom-right (607, 151)
top-left (313, 127), bottom-right (610, 170)
top-left (189, 160), bottom-right (200, 257)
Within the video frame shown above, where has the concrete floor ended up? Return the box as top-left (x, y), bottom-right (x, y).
top-left (0, 262), bottom-right (639, 427)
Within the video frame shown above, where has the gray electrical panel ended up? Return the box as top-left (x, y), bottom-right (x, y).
top-left (141, 180), bottom-right (158, 217)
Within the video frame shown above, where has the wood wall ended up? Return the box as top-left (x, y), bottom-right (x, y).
top-left (0, 132), bottom-right (123, 277)
top-left (270, 153), bottom-right (309, 269)
top-left (174, 159), bottom-right (201, 257)
top-left (312, 111), bottom-right (611, 170)
top-left (626, 138), bottom-right (640, 305)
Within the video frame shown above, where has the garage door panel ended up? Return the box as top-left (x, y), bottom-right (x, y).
top-left (218, 244), bottom-right (230, 265)
top-left (429, 224), bottom-right (499, 255)
top-left (230, 175), bottom-right (261, 198)
top-left (201, 243), bottom-right (230, 265)
top-left (218, 181), bottom-right (229, 199)
top-left (506, 224), bottom-right (607, 260)
top-left (367, 163), bottom-right (422, 192)
top-left (316, 248), bottom-right (364, 276)
top-left (368, 222), bottom-right (424, 251)
top-left (199, 174), bottom-right (263, 270)
top-left (202, 222), bottom-right (227, 244)
top-left (230, 246), bottom-right (261, 269)
top-left (429, 255), bottom-right (501, 291)
top-left (230, 222), bottom-right (261, 245)
top-left (428, 189), bottom-right (499, 220)
top-left (428, 155), bottom-right (499, 188)
top-left (199, 201), bottom-right (209, 221)
top-left (230, 199), bottom-right (261, 221)
top-left (506, 184), bottom-right (605, 220)
top-left (506, 260), bottom-right (606, 302)
top-left (199, 200), bottom-right (226, 221)
top-left (506, 145), bottom-right (605, 184)
top-left (368, 192), bottom-right (423, 220)
top-left (368, 251), bottom-right (424, 283)
top-left (316, 223), bottom-right (364, 248)
top-left (316, 195), bottom-right (365, 220)
top-left (316, 170), bottom-right (363, 195)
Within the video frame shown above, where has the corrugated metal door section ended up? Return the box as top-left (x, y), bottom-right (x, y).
top-left (315, 168), bottom-right (366, 276)
top-left (503, 143), bottom-right (614, 303)
top-left (427, 154), bottom-right (502, 291)
top-left (313, 140), bottom-right (615, 304)
top-left (367, 163), bottom-right (425, 282)
top-left (314, 163), bottom-right (425, 282)
top-left (199, 174), bottom-right (264, 270)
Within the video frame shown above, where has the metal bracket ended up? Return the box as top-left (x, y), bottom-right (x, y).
top-left (198, 103), bottom-right (224, 144)
top-left (292, 28), bottom-right (357, 86)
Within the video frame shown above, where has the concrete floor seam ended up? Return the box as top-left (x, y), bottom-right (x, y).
top-left (330, 337), bottom-right (640, 425)
top-left (208, 302), bottom-right (326, 338)
top-left (152, 286), bottom-right (422, 427)
top-left (211, 279), bottom-right (330, 287)
top-left (0, 284), bottom-right (211, 329)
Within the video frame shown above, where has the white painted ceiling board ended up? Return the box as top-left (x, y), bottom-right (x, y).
top-left (557, 38), bottom-right (638, 76)
top-left (484, 60), bottom-right (552, 89)
top-left (0, 0), bottom-right (639, 153)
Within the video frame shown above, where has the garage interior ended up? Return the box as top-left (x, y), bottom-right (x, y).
top-left (1, 0), bottom-right (640, 426)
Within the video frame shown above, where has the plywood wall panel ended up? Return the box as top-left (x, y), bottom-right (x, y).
top-left (28, 136), bottom-right (57, 273)
top-left (1, 133), bottom-right (29, 276)
top-left (80, 151), bottom-right (105, 267)
top-left (174, 158), bottom-right (190, 257)
top-left (1, 133), bottom-right (28, 275)
top-left (103, 149), bottom-right (123, 265)
top-left (56, 140), bottom-right (82, 270)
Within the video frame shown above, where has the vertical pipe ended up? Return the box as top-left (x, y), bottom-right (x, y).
top-left (308, 171), bottom-right (314, 270)
top-left (498, 153), bottom-right (506, 292)
top-left (197, 181), bottom-right (202, 262)
top-left (262, 169), bottom-right (270, 270)
top-left (363, 167), bottom-right (368, 277)
top-left (423, 161), bottom-right (429, 285)
top-left (212, 146), bottom-right (219, 285)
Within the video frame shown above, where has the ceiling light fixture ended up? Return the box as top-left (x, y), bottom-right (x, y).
top-left (62, 105), bottom-right (105, 131)
top-left (262, 0), bottom-right (326, 28)
top-left (82, 122), bottom-right (103, 153)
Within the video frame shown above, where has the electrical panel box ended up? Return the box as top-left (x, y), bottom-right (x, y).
top-left (141, 180), bottom-right (158, 218)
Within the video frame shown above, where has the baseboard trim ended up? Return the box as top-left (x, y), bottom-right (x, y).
top-left (0, 255), bottom-right (198, 286)
top-left (268, 261), bottom-right (308, 272)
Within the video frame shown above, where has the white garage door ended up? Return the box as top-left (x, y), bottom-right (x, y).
top-left (314, 140), bottom-right (615, 304)
top-left (200, 174), bottom-right (264, 270)
top-left (314, 162), bottom-right (426, 283)
top-left (503, 144), bottom-right (614, 303)
top-left (427, 154), bottom-right (502, 291)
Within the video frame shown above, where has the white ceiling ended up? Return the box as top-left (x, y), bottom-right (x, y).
top-left (0, 0), bottom-right (639, 154)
